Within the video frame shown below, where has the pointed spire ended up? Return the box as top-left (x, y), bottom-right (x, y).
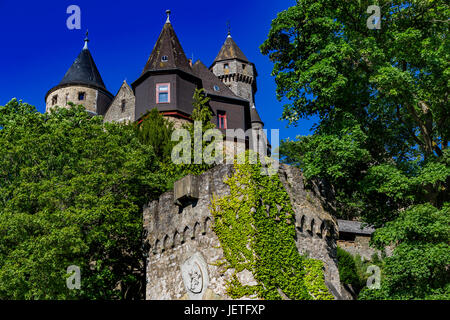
top-left (166, 9), bottom-right (171, 24)
top-left (59, 38), bottom-right (107, 90)
top-left (250, 104), bottom-right (263, 125)
top-left (213, 33), bottom-right (249, 64)
top-left (83, 30), bottom-right (89, 50)
top-left (142, 12), bottom-right (192, 75)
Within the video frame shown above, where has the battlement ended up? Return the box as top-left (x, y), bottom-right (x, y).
top-left (143, 164), bottom-right (344, 300)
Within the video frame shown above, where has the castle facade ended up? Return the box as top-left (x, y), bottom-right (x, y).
top-left (45, 10), bottom-right (264, 153)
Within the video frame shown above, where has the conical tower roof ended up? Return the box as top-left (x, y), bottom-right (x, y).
top-left (213, 34), bottom-right (249, 64)
top-left (142, 10), bottom-right (192, 75)
top-left (250, 105), bottom-right (263, 125)
top-left (59, 33), bottom-right (107, 90)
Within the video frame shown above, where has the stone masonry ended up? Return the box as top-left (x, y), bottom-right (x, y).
top-left (104, 81), bottom-right (136, 123)
top-left (143, 163), bottom-right (344, 300)
top-left (46, 86), bottom-right (98, 114)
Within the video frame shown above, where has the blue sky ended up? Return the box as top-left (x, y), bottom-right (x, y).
top-left (0, 0), bottom-right (318, 141)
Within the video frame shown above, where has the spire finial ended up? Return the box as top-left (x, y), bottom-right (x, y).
top-left (83, 30), bottom-right (89, 50)
top-left (166, 9), bottom-right (171, 24)
top-left (227, 21), bottom-right (231, 37)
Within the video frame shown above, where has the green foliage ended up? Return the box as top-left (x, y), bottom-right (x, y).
top-left (336, 247), bottom-right (361, 288)
top-left (191, 88), bottom-right (215, 129)
top-left (261, 0), bottom-right (449, 160)
top-left (0, 100), bottom-right (166, 299)
top-left (280, 118), bottom-right (372, 219)
top-left (210, 154), bottom-right (333, 300)
top-left (162, 88), bottom-right (220, 179)
top-left (358, 204), bottom-right (450, 300)
top-left (136, 108), bottom-right (175, 161)
top-left (262, 1), bottom-right (449, 299)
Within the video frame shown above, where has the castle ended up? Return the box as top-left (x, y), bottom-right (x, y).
top-left (45, 10), bottom-right (264, 154)
top-left (44, 11), bottom-right (351, 300)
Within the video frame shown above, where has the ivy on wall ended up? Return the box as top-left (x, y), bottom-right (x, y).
top-left (210, 156), bottom-right (333, 300)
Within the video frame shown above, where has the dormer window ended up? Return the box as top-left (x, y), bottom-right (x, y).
top-left (52, 95), bottom-right (58, 106)
top-left (156, 83), bottom-right (170, 103)
top-left (161, 56), bottom-right (168, 62)
top-left (78, 92), bottom-right (85, 101)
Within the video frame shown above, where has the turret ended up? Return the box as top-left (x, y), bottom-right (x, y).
top-left (132, 10), bottom-right (199, 125)
top-left (210, 31), bottom-right (257, 106)
top-left (45, 32), bottom-right (113, 115)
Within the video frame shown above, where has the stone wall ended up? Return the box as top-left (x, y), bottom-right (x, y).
top-left (277, 165), bottom-right (342, 296)
top-left (143, 163), bottom-right (345, 300)
top-left (164, 115), bottom-right (191, 130)
top-left (46, 86), bottom-right (98, 114)
top-left (211, 61), bottom-right (256, 105)
top-left (104, 81), bottom-right (136, 123)
top-left (338, 237), bottom-right (393, 261)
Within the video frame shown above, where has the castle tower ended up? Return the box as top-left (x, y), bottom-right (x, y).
top-left (132, 10), bottom-right (199, 127)
top-left (210, 31), bottom-right (257, 106)
top-left (45, 32), bottom-right (113, 115)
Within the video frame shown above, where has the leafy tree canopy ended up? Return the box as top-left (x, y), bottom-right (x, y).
top-left (262, 0), bottom-right (449, 299)
top-left (0, 100), bottom-right (166, 299)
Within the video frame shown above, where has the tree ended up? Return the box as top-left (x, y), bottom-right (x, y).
top-left (0, 100), bottom-right (166, 299)
top-left (261, 1), bottom-right (449, 299)
top-left (162, 88), bottom-right (220, 179)
top-left (359, 204), bottom-right (450, 299)
top-left (136, 108), bottom-right (175, 161)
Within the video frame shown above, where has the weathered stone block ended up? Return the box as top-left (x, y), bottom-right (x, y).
top-left (174, 174), bottom-right (199, 205)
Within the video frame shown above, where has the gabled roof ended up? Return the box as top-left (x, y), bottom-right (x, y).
top-left (142, 20), bottom-right (192, 75)
top-left (192, 60), bottom-right (243, 101)
top-left (59, 46), bottom-right (107, 90)
top-left (337, 220), bottom-right (375, 235)
top-left (213, 35), bottom-right (249, 64)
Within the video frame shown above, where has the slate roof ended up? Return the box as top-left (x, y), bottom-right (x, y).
top-left (213, 35), bottom-right (249, 64)
top-left (192, 60), bottom-right (243, 100)
top-left (142, 21), bottom-right (192, 75)
top-left (250, 105), bottom-right (263, 124)
top-left (59, 47), bottom-right (107, 90)
top-left (337, 220), bottom-right (375, 235)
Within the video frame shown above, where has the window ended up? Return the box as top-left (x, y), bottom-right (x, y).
top-left (224, 63), bottom-right (229, 71)
top-left (213, 85), bottom-right (220, 92)
top-left (156, 83), bottom-right (170, 103)
top-left (121, 99), bottom-right (126, 113)
top-left (52, 95), bottom-right (58, 106)
top-left (161, 56), bottom-right (168, 62)
top-left (242, 64), bottom-right (246, 70)
top-left (217, 111), bottom-right (227, 129)
top-left (78, 92), bottom-right (85, 101)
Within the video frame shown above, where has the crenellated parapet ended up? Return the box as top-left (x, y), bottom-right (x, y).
top-left (143, 164), bottom-right (346, 300)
